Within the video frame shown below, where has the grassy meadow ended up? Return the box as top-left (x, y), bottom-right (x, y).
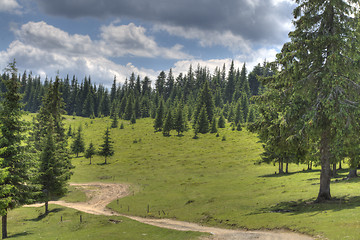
top-left (13, 115), bottom-right (360, 239)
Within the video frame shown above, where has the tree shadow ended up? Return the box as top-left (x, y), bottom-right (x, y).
top-left (8, 231), bottom-right (32, 238)
top-left (250, 196), bottom-right (360, 216)
top-left (25, 208), bottom-right (64, 222)
top-left (259, 169), bottom-right (321, 178)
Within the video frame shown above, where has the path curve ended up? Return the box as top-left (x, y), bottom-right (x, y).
top-left (25, 183), bottom-right (314, 240)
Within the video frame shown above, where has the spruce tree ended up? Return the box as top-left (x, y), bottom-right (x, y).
top-left (210, 116), bottom-right (218, 133)
top-left (154, 98), bottom-right (165, 131)
top-left (196, 105), bottom-right (209, 134)
top-left (85, 142), bottom-right (96, 165)
top-left (193, 80), bottom-right (214, 127)
top-left (71, 126), bottom-right (85, 157)
top-left (35, 76), bottom-right (73, 213)
top-left (111, 114), bottom-right (119, 128)
top-left (218, 115), bottom-right (226, 128)
top-left (173, 105), bottom-right (185, 136)
top-left (0, 62), bottom-right (33, 239)
top-left (258, 0), bottom-right (360, 202)
top-left (162, 110), bottom-right (173, 136)
top-left (38, 117), bottom-right (71, 214)
top-left (99, 128), bottom-right (114, 164)
top-left (234, 101), bottom-right (244, 125)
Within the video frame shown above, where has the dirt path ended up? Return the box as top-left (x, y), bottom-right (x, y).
top-left (26, 183), bottom-right (314, 240)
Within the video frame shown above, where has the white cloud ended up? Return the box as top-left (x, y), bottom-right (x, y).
top-left (100, 23), bottom-right (191, 59)
top-left (0, 21), bottom-right (190, 86)
top-left (153, 24), bottom-right (252, 53)
top-left (0, 0), bottom-right (21, 14)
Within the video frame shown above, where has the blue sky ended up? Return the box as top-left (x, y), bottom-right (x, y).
top-left (0, 0), bottom-right (295, 87)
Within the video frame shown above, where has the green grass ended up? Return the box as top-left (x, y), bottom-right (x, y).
top-left (60, 185), bottom-right (88, 203)
top-left (16, 115), bottom-right (360, 239)
top-left (8, 205), bottom-right (204, 239)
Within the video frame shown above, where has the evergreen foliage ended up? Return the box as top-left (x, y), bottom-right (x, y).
top-left (0, 62), bottom-right (34, 239)
top-left (162, 110), bottom-right (173, 136)
top-left (252, 0), bottom-right (360, 202)
top-left (99, 128), bottom-right (114, 164)
top-left (84, 142), bottom-right (96, 165)
top-left (210, 116), bottom-right (218, 133)
top-left (71, 126), bottom-right (85, 157)
top-left (218, 115), bottom-right (226, 128)
top-left (35, 76), bottom-right (73, 214)
top-left (196, 106), bottom-right (209, 134)
top-left (154, 98), bottom-right (165, 131)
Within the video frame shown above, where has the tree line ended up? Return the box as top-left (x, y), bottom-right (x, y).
top-left (0, 61), bottom-right (272, 136)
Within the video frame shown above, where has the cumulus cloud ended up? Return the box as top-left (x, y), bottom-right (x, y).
top-left (0, 0), bottom-right (21, 13)
top-left (34, 0), bottom-right (295, 47)
top-left (100, 23), bottom-right (191, 59)
top-left (0, 21), bottom-right (191, 86)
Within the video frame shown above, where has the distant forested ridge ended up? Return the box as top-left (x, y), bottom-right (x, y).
top-left (0, 61), bottom-right (272, 127)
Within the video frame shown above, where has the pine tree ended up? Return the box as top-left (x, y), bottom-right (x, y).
top-left (99, 128), bottom-right (114, 164)
top-left (38, 118), bottom-right (71, 214)
top-left (210, 116), bottom-right (218, 133)
top-left (35, 76), bottom-right (73, 214)
top-left (218, 115), bottom-right (226, 128)
top-left (196, 105), bottom-right (209, 134)
top-left (173, 105), bottom-right (185, 136)
top-left (258, 0), bottom-right (360, 202)
top-left (111, 114), bottom-right (119, 128)
top-left (71, 126), bottom-right (85, 157)
top-left (85, 142), bottom-right (96, 165)
top-left (162, 110), bottom-right (173, 136)
top-left (154, 98), bottom-right (165, 131)
top-left (234, 101), bottom-right (244, 125)
top-left (194, 80), bottom-right (214, 126)
top-left (0, 62), bottom-right (33, 239)
top-left (225, 60), bottom-right (235, 103)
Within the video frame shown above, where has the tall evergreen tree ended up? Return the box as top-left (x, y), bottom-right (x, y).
top-left (196, 105), bottom-right (209, 134)
top-left (35, 76), bottom-right (73, 213)
top-left (38, 118), bottom-right (71, 214)
top-left (71, 126), bottom-right (85, 157)
top-left (173, 105), bottom-right (186, 136)
top-left (85, 142), bottom-right (96, 165)
top-left (261, 0), bottom-right (360, 202)
top-left (162, 110), bottom-right (173, 136)
top-left (194, 80), bottom-right (214, 126)
top-left (225, 60), bottom-right (235, 103)
top-left (154, 98), bottom-right (165, 131)
top-left (99, 128), bottom-right (114, 164)
top-left (0, 62), bottom-right (33, 239)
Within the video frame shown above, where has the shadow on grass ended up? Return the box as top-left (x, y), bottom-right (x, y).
top-left (252, 196), bottom-right (360, 216)
top-left (9, 231), bottom-right (32, 238)
top-left (260, 169), bottom-right (321, 178)
top-left (26, 208), bottom-right (64, 222)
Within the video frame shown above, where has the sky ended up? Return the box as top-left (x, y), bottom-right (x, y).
top-left (0, 0), bottom-right (295, 87)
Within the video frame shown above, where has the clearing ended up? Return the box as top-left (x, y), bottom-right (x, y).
top-left (27, 182), bottom-right (313, 240)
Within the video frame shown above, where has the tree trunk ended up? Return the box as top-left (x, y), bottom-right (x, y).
top-left (278, 159), bottom-right (284, 174)
top-left (347, 169), bottom-right (358, 179)
top-left (104, 157), bottom-right (107, 165)
top-left (45, 201), bottom-right (49, 214)
top-left (338, 160), bottom-right (342, 170)
top-left (2, 213), bottom-right (7, 239)
top-left (89, 157), bottom-right (92, 165)
top-left (285, 160), bottom-right (289, 174)
top-left (332, 163), bottom-right (337, 177)
top-left (316, 130), bottom-right (332, 202)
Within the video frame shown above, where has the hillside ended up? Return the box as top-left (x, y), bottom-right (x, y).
top-left (12, 116), bottom-right (360, 239)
